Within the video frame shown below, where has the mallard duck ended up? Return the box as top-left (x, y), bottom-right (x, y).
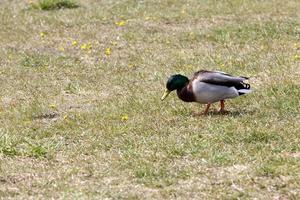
top-left (161, 70), bottom-right (251, 114)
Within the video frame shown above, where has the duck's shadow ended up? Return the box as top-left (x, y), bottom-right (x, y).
top-left (192, 109), bottom-right (255, 117)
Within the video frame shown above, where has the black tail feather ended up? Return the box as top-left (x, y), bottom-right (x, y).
top-left (244, 83), bottom-right (250, 89)
top-left (234, 82), bottom-right (251, 90)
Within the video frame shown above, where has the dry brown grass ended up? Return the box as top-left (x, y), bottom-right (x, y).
top-left (0, 0), bottom-right (300, 199)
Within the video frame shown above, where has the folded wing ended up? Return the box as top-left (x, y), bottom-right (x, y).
top-left (194, 70), bottom-right (250, 89)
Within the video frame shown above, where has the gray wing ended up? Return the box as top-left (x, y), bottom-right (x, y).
top-left (195, 70), bottom-right (249, 87)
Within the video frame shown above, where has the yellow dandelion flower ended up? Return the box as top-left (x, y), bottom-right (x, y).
top-left (72, 40), bottom-right (78, 46)
top-left (81, 43), bottom-right (87, 50)
top-left (121, 115), bottom-right (128, 121)
top-left (63, 115), bottom-right (68, 120)
top-left (294, 54), bottom-right (300, 60)
top-left (40, 32), bottom-right (45, 37)
top-left (115, 20), bottom-right (126, 27)
top-left (105, 47), bottom-right (111, 55)
top-left (58, 46), bottom-right (65, 52)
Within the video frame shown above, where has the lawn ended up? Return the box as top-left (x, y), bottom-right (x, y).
top-left (0, 0), bottom-right (299, 199)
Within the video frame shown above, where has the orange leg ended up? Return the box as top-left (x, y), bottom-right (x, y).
top-left (219, 100), bottom-right (225, 112)
top-left (203, 103), bottom-right (211, 114)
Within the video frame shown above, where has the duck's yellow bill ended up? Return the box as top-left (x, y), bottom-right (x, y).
top-left (161, 90), bottom-right (171, 101)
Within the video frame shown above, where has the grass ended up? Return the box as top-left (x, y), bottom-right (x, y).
top-left (33, 0), bottom-right (79, 10)
top-left (0, 0), bottom-right (300, 199)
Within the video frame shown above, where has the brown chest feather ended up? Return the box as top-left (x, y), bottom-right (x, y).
top-left (176, 84), bottom-right (195, 102)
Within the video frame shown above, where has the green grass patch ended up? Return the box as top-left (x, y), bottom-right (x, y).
top-left (257, 157), bottom-right (299, 177)
top-left (34, 0), bottom-right (79, 10)
top-left (28, 145), bottom-right (48, 158)
top-left (203, 21), bottom-right (299, 44)
top-left (20, 53), bottom-right (50, 69)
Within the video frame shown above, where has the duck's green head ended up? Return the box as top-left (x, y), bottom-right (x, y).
top-left (161, 74), bottom-right (189, 100)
